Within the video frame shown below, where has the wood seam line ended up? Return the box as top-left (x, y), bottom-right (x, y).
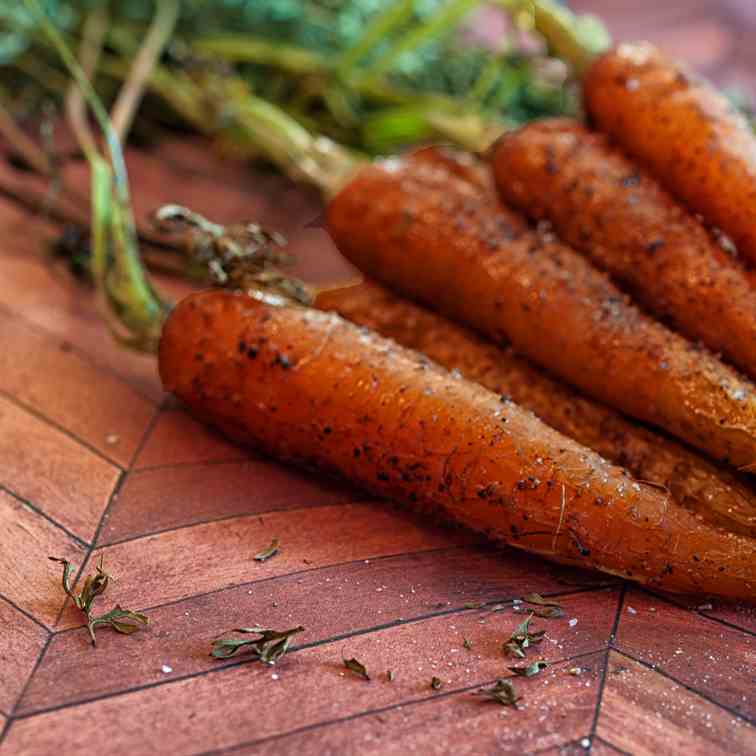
top-left (588, 583), bottom-right (627, 740)
top-left (611, 646), bottom-right (755, 726)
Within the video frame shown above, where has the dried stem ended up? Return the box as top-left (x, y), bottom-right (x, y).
top-left (66, 2), bottom-right (109, 162)
top-left (501, 0), bottom-right (611, 75)
top-left (110, 0), bottom-right (179, 143)
top-left (27, 0), bottom-right (168, 352)
top-left (0, 98), bottom-right (52, 175)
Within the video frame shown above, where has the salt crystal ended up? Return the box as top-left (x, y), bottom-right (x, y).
top-left (271, 673), bottom-right (279, 680)
top-left (627, 606), bottom-right (637, 614)
top-left (105, 434), bottom-right (120, 445)
top-left (568, 618), bottom-right (578, 627)
top-left (580, 738), bottom-right (591, 748)
top-left (161, 665), bottom-right (173, 674)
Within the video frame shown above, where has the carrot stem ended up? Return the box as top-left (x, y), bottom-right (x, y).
top-left (502, 0), bottom-right (611, 75)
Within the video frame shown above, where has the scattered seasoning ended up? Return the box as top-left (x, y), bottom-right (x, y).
top-left (627, 606), bottom-right (637, 615)
top-left (387, 670), bottom-right (395, 682)
top-left (503, 613), bottom-right (545, 658)
top-left (568, 667), bottom-right (583, 676)
top-left (462, 638), bottom-right (473, 650)
top-left (48, 555), bottom-right (147, 646)
top-left (161, 665), bottom-right (173, 674)
top-left (431, 676), bottom-right (443, 690)
top-left (568, 618), bottom-right (578, 627)
top-left (343, 656), bottom-right (370, 681)
top-left (254, 538), bottom-right (280, 562)
top-left (476, 679), bottom-right (520, 709)
top-left (522, 592), bottom-right (563, 619)
top-left (507, 660), bottom-right (549, 678)
top-left (463, 601), bottom-right (485, 609)
top-left (210, 625), bottom-right (304, 663)
top-left (105, 434), bottom-right (120, 446)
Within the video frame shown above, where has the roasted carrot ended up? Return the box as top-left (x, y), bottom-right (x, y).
top-left (159, 288), bottom-right (756, 599)
top-left (491, 118), bottom-right (756, 380)
top-left (407, 144), bottom-right (495, 191)
top-left (584, 42), bottom-right (756, 265)
top-left (316, 279), bottom-right (756, 538)
top-left (326, 156), bottom-right (756, 467)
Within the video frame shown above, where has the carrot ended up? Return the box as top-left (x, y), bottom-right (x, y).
top-left (326, 155), bottom-right (756, 467)
top-left (159, 288), bottom-right (756, 599)
top-left (491, 118), bottom-right (756, 380)
top-left (583, 43), bottom-right (756, 266)
top-left (406, 144), bottom-right (495, 191)
top-left (316, 279), bottom-right (756, 538)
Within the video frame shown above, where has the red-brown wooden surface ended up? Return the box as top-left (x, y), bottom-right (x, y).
top-left (1, 3), bottom-right (755, 754)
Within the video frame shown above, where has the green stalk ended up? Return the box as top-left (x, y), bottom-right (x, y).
top-left (0, 96), bottom-right (52, 175)
top-left (191, 36), bottom-right (328, 77)
top-left (335, 0), bottom-right (415, 77)
top-left (502, 0), bottom-right (611, 75)
top-left (26, 0), bottom-right (169, 352)
top-left (362, 0), bottom-right (481, 81)
top-left (110, 0), bottom-right (179, 142)
top-left (187, 33), bottom-right (486, 115)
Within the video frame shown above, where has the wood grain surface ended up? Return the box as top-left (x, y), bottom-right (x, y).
top-left (0, 2), bottom-right (755, 754)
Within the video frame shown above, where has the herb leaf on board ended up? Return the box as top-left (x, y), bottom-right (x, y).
top-left (254, 538), bottom-right (280, 562)
top-left (49, 555), bottom-right (147, 646)
top-left (507, 660), bottom-right (549, 678)
top-left (522, 592), bottom-right (563, 618)
top-left (503, 613), bottom-right (546, 658)
top-left (211, 625), bottom-right (304, 663)
top-left (343, 656), bottom-right (370, 681)
top-left (476, 679), bottom-right (521, 708)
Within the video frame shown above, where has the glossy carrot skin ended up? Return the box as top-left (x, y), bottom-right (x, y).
top-left (160, 289), bottom-right (756, 598)
top-left (584, 43), bottom-right (756, 265)
top-left (316, 280), bottom-right (756, 538)
top-left (491, 118), bottom-right (756, 380)
top-left (326, 157), bottom-right (756, 468)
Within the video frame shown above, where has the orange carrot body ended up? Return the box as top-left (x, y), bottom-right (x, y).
top-left (326, 157), bottom-right (756, 467)
top-left (159, 289), bottom-right (756, 599)
top-left (316, 279), bottom-right (756, 538)
top-left (584, 43), bottom-right (756, 265)
top-left (491, 118), bottom-right (756, 379)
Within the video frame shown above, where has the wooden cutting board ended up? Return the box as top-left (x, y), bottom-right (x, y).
top-left (0, 3), bottom-right (754, 753)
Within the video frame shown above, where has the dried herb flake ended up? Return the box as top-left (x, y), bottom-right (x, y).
top-left (476, 679), bottom-right (520, 708)
top-left (507, 660), bottom-right (549, 678)
top-left (503, 613), bottom-right (545, 658)
top-left (211, 625), bottom-right (303, 664)
top-left (48, 555), bottom-right (147, 646)
top-left (343, 656), bottom-right (370, 681)
top-left (522, 592), bottom-right (563, 619)
top-left (87, 606), bottom-right (148, 645)
top-left (254, 538), bottom-right (280, 562)
top-left (431, 676), bottom-right (443, 690)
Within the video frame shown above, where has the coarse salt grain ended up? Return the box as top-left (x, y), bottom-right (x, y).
top-left (161, 665), bottom-right (173, 674)
top-left (568, 618), bottom-right (578, 627)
